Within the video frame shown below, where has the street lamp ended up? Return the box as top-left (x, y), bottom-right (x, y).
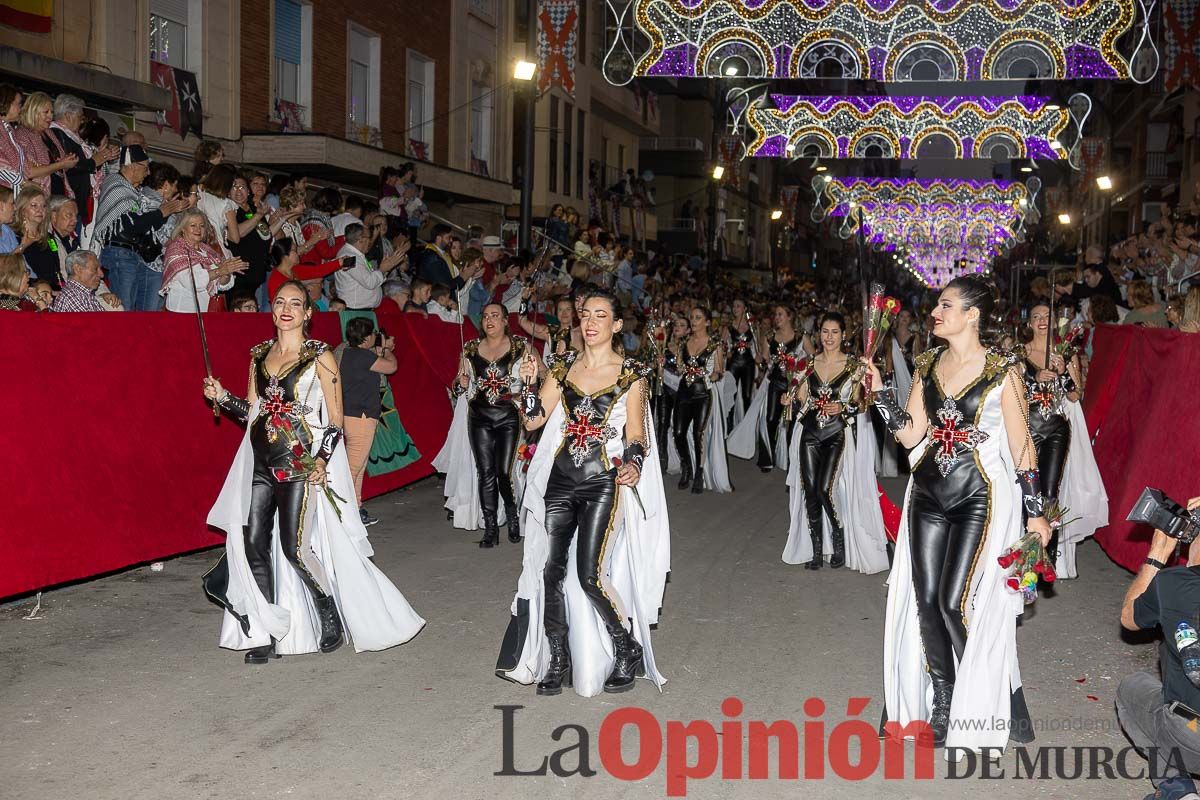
top-left (1096, 175), bottom-right (1113, 191)
top-left (770, 209), bottom-right (783, 221)
top-left (1058, 213), bottom-right (1072, 225)
top-left (712, 165), bottom-right (725, 180)
top-left (514, 56), bottom-right (537, 251)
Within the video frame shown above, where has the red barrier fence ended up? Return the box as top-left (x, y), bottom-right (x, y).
top-left (0, 309), bottom-right (476, 599)
top-left (1084, 325), bottom-right (1200, 572)
top-left (2, 318), bottom-right (1192, 597)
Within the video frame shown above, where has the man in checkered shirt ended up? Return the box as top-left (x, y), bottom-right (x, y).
top-left (51, 250), bottom-right (107, 312)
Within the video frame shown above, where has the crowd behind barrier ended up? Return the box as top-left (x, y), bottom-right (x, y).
top-left (0, 308), bottom-right (476, 599)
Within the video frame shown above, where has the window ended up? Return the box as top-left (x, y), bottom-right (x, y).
top-left (407, 51), bottom-right (436, 158)
top-left (549, 95), bottom-right (559, 195)
top-left (470, 81), bottom-right (493, 176)
top-left (576, 109), bottom-right (585, 199)
top-left (150, 0), bottom-right (201, 72)
top-left (273, 0), bottom-right (312, 125)
top-left (563, 102), bottom-right (573, 196)
top-left (348, 26), bottom-right (382, 136)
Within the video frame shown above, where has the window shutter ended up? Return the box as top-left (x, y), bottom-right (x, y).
top-left (150, 0), bottom-right (190, 25)
top-left (274, 0), bottom-right (302, 65)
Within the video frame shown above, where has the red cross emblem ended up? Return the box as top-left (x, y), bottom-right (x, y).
top-left (930, 397), bottom-right (988, 476)
top-left (259, 378), bottom-right (310, 442)
top-left (477, 364), bottom-right (511, 405)
top-left (562, 395), bottom-right (617, 467)
top-left (1165, 3), bottom-right (1200, 93)
top-left (683, 360), bottom-right (707, 385)
top-left (815, 385), bottom-right (835, 426)
top-left (537, 5), bottom-right (577, 94)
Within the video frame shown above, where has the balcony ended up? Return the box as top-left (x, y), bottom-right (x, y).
top-left (639, 137), bottom-right (709, 178)
top-left (1146, 151), bottom-right (1169, 182)
top-left (660, 217), bottom-right (697, 232)
top-left (639, 137), bottom-right (706, 154)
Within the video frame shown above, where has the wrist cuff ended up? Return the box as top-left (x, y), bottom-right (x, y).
top-left (1016, 468), bottom-right (1046, 518)
top-left (317, 425), bottom-right (343, 462)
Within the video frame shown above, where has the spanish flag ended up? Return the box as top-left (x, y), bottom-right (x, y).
top-left (0, 0), bottom-right (53, 34)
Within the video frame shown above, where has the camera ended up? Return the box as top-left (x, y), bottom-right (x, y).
top-left (1127, 488), bottom-right (1200, 544)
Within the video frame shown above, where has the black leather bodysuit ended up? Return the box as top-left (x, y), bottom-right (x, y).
top-left (757, 335), bottom-right (803, 470)
top-left (243, 340), bottom-right (332, 605)
top-left (797, 361), bottom-right (857, 562)
top-left (542, 353), bottom-right (650, 641)
top-left (656, 347), bottom-right (680, 471)
top-left (907, 347), bottom-right (1017, 692)
top-left (673, 340), bottom-right (718, 485)
top-left (1020, 354), bottom-right (1071, 503)
top-left (466, 337), bottom-right (526, 527)
top-left (727, 326), bottom-right (756, 420)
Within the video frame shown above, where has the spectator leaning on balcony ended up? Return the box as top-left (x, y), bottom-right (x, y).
top-left (44, 94), bottom-right (119, 209)
top-left (197, 163), bottom-right (240, 259)
top-left (1122, 279), bottom-right (1169, 328)
top-left (51, 250), bottom-right (108, 312)
top-left (331, 194), bottom-right (364, 236)
top-left (94, 145), bottom-right (188, 310)
top-left (334, 222), bottom-right (406, 311)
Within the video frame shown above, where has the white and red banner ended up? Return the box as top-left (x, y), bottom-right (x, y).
top-left (718, 135), bottom-right (741, 189)
top-left (779, 185), bottom-right (800, 226)
top-left (537, 0), bottom-right (578, 96)
top-left (1164, 0), bottom-right (1200, 93)
top-left (1077, 138), bottom-right (1106, 190)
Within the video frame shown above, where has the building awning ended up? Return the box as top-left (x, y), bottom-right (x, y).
top-left (0, 48), bottom-right (171, 113)
top-left (239, 133), bottom-right (517, 207)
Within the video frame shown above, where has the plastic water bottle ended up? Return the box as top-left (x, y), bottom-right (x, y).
top-left (1175, 622), bottom-right (1200, 687)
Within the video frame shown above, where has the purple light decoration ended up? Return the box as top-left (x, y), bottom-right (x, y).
top-left (769, 95), bottom-right (1052, 114)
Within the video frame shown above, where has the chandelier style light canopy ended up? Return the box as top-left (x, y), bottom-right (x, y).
top-left (605, 0), bottom-right (1157, 84)
top-left (747, 95), bottom-right (1082, 162)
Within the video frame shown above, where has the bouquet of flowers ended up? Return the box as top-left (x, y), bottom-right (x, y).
top-left (1053, 317), bottom-right (1087, 362)
top-left (998, 532), bottom-right (1055, 604)
top-left (516, 442), bottom-right (536, 474)
top-left (780, 354), bottom-right (811, 423)
top-left (863, 283), bottom-right (901, 394)
top-left (271, 421), bottom-right (348, 521)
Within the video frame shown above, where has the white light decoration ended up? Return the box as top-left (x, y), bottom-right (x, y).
top-left (746, 94), bottom-right (1090, 164)
top-left (606, 0), bottom-right (1159, 85)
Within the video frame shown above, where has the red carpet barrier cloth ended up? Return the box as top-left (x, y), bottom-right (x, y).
top-left (1084, 325), bottom-right (1200, 572)
top-left (0, 309), bottom-right (477, 599)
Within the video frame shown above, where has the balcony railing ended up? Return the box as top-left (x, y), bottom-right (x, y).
top-left (1146, 151), bottom-right (1169, 180)
top-left (660, 218), bottom-right (697, 232)
top-left (640, 137), bottom-right (705, 153)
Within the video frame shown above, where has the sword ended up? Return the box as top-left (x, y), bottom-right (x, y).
top-left (185, 250), bottom-right (219, 419)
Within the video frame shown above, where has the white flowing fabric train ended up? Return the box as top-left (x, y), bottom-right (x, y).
top-left (1054, 400), bottom-right (1109, 579)
top-left (726, 373), bottom-right (789, 469)
top-left (431, 341), bottom-right (526, 530)
top-left (497, 380), bottom-right (671, 697)
top-left (782, 412), bottom-right (889, 574)
top-left (664, 366), bottom-right (735, 492)
top-left (207, 355), bottom-right (426, 654)
top-left (883, 372), bottom-right (1027, 756)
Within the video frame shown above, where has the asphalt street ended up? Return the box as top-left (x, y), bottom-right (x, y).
top-left (1, 461), bottom-right (1155, 799)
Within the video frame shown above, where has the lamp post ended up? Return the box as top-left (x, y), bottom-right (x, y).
top-left (514, 54), bottom-right (537, 252)
top-left (1096, 174), bottom-right (1114, 252)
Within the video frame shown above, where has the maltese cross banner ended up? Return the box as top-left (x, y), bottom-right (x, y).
top-left (537, 0), bottom-right (578, 95)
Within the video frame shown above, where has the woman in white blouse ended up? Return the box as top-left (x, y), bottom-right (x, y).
top-left (159, 210), bottom-right (246, 312)
top-left (196, 163), bottom-right (240, 258)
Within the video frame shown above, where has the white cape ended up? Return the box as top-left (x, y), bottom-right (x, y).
top-left (430, 348), bottom-right (525, 531)
top-left (877, 338), bottom-right (913, 478)
top-left (665, 373), bottom-right (735, 493)
top-left (1054, 400), bottom-right (1109, 579)
top-left (726, 374), bottom-right (789, 469)
top-left (497, 392), bottom-right (671, 696)
top-left (782, 412), bottom-right (889, 574)
top-left (883, 374), bottom-right (1027, 755)
top-left (206, 372), bottom-right (425, 654)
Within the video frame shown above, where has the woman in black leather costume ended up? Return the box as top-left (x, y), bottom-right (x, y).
top-left (672, 306), bottom-right (725, 494)
top-left (786, 312), bottom-right (859, 569)
top-left (725, 297), bottom-right (757, 422)
top-left (202, 279), bottom-right (347, 664)
top-left (865, 276), bottom-right (1052, 748)
top-left (1019, 302), bottom-right (1083, 510)
top-left (756, 305), bottom-right (808, 472)
top-left (515, 288), bottom-right (652, 696)
top-left (455, 302), bottom-right (530, 548)
top-left (655, 315), bottom-right (689, 472)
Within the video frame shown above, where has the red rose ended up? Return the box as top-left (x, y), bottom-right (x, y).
top-left (1006, 577), bottom-right (1021, 591)
top-left (997, 552), bottom-right (1016, 569)
top-left (1042, 567), bottom-right (1057, 583)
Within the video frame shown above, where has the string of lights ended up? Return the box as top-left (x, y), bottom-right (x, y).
top-left (617, 0), bottom-right (1155, 83)
top-left (746, 95), bottom-right (1073, 161)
